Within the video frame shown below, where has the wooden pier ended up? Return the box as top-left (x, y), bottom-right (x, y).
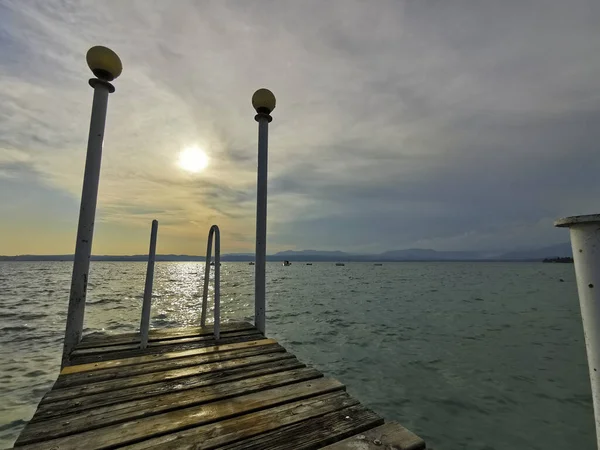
top-left (10, 48), bottom-right (429, 449)
top-left (13, 322), bottom-right (426, 449)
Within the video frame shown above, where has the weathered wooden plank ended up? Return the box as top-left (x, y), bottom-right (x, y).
top-left (54, 343), bottom-right (285, 389)
top-left (124, 393), bottom-right (366, 450)
top-left (33, 358), bottom-right (305, 421)
top-left (322, 422), bottom-right (426, 450)
top-left (78, 322), bottom-right (254, 349)
top-left (17, 367), bottom-right (324, 444)
top-left (46, 351), bottom-right (292, 401)
top-left (61, 338), bottom-right (277, 374)
top-left (15, 378), bottom-right (345, 449)
top-left (69, 332), bottom-right (264, 365)
top-left (72, 329), bottom-right (260, 357)
top-left (219, 405), bottom-right (384, 450)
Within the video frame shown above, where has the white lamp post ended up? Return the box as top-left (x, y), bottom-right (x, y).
top-left (556, 214), bottom-right (600, 448)
top-left (252, 88), bottom-right (276, 335)
top-left (62, 46), bottom-right (122, 366)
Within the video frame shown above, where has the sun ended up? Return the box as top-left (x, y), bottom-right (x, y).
top-left (177, 146), bottom-right (209, 173)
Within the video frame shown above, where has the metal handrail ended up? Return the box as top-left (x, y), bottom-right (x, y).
top-left (201, 225), bottom-right (221, 340)
top-left (140, 220), bottom-right (158, 349)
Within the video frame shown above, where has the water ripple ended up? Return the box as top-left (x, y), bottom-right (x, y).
top-left (0, 260), bottom-right (593, 450)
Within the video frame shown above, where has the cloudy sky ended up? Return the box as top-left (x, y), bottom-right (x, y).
top-left (0, 0), bottom-right (599, 255)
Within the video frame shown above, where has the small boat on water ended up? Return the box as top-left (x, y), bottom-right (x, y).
top-left (374, 263), bottom-right (383, 266)
top-left (209, 262), bottom-right (222, 266)
top-left (283, 260), bottom-right (292, 266)
top-left (249, 262), bottom-right (255, 265)
top-left (335, 263), bottom-right (345, 266)
top-left (306, 263), bottom-right (313, 265)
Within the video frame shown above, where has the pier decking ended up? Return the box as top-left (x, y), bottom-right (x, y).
top-left (13, 322), bottom-right (425, 449)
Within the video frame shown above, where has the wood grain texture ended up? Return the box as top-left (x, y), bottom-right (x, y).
top-left (17, 368), bottom-right (323, 445)
top-left (69, 332), bottom-right (264, 365)
top-left (45, 351), bottom-right (292, 401)
top-left (61, 338), bottom-right (277, 374)
top-left (33, 358), bottom-right (304, 421)
top-left (16, 326), bottom-right (427, 450)
top-left (71, 329), bottom-right (259, 357)
top-left (15, 378), bottom-right (345, 449)
top-left (322, 422), bottom-right (426, 450)
top-left (219, 405), bottom-right (384, 450)
top-left (77, 322), bottom-right (254, 349)
top-left (124, 392), bottom-right (365, 450)
top-left (54, 343), bottom-right (284, 388)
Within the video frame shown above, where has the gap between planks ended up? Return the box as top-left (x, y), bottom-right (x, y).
top-left (33, 357), bottom-right (305, 421)
top-left (61, 338), bottom-right (279, 374)
top-left (69, 332), bottom-right (265, 365)
top-left (15, 378), bottom-right (346, 449)
top-left (77, 322), bottom-right (255, 349)
top-left (128, 397), bottom-right (381, 450)
top-left (44, 351), bottom-right (295, 402)
top-left (17, 367), bottom-right (325, 444)
top-left (71, 329), bottom-right (260, 358)
top-left (53, 343), bottom-right (288, 390)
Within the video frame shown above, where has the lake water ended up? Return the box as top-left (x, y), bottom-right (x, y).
top-left (0, 261), bottom-right (594, 449)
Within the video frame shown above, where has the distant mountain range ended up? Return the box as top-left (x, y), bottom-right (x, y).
top-left (0, 243), bottom-right (573, 262)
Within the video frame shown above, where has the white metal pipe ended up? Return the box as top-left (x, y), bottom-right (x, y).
top-left (214, 226), bottom-right (221, 341)
top-left (140, 219), bottom-right (158, 349)
top-left (200, 225), bottom-right (221, 340)
top-left (556, 213), bottom-right (600, 449)
top-left (254, 116), bottom-right (269, 335)
top-left (200, 230), bottom-right (213, 327)
top-left (62, 80), bottom-right (111, 365)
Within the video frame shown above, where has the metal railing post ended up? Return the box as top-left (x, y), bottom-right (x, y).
top-left (62, 46), bottom-right (122, 366)
top-left (201, 225), bottom-right (221, 340)
top-left (140, 220), bottom-right (158, 349)
top-left (214, 228), bottom-right (221, 341)
top-left (200, 231), bottom-right (214, 327)
top-left (556, 214), bottom-right (600, 449)
top-left (252, 89), bottom-right (276, 336)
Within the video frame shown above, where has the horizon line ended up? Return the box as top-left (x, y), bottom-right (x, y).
top-left (0, 241), bottom-right (571, 259)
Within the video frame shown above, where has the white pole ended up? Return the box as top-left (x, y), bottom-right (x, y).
top-left (62, 46), bottom-right (122, 367)
top-left (214, 226), bottom-right (221, 341)
top-left (556, 213), bottom-right (600, 449)
top-left (254, 116), bottom-right (269, 335)
top-left (200, 225), bottom-right (221, 340)
top-left (200, 233), bottom-right (213, 327)
top-left (252, 88), bottom-right (275, 336)
top-left (62, 80), bottom-right (110, 364)
top-left (140, 219), bottom-right (158, 349)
